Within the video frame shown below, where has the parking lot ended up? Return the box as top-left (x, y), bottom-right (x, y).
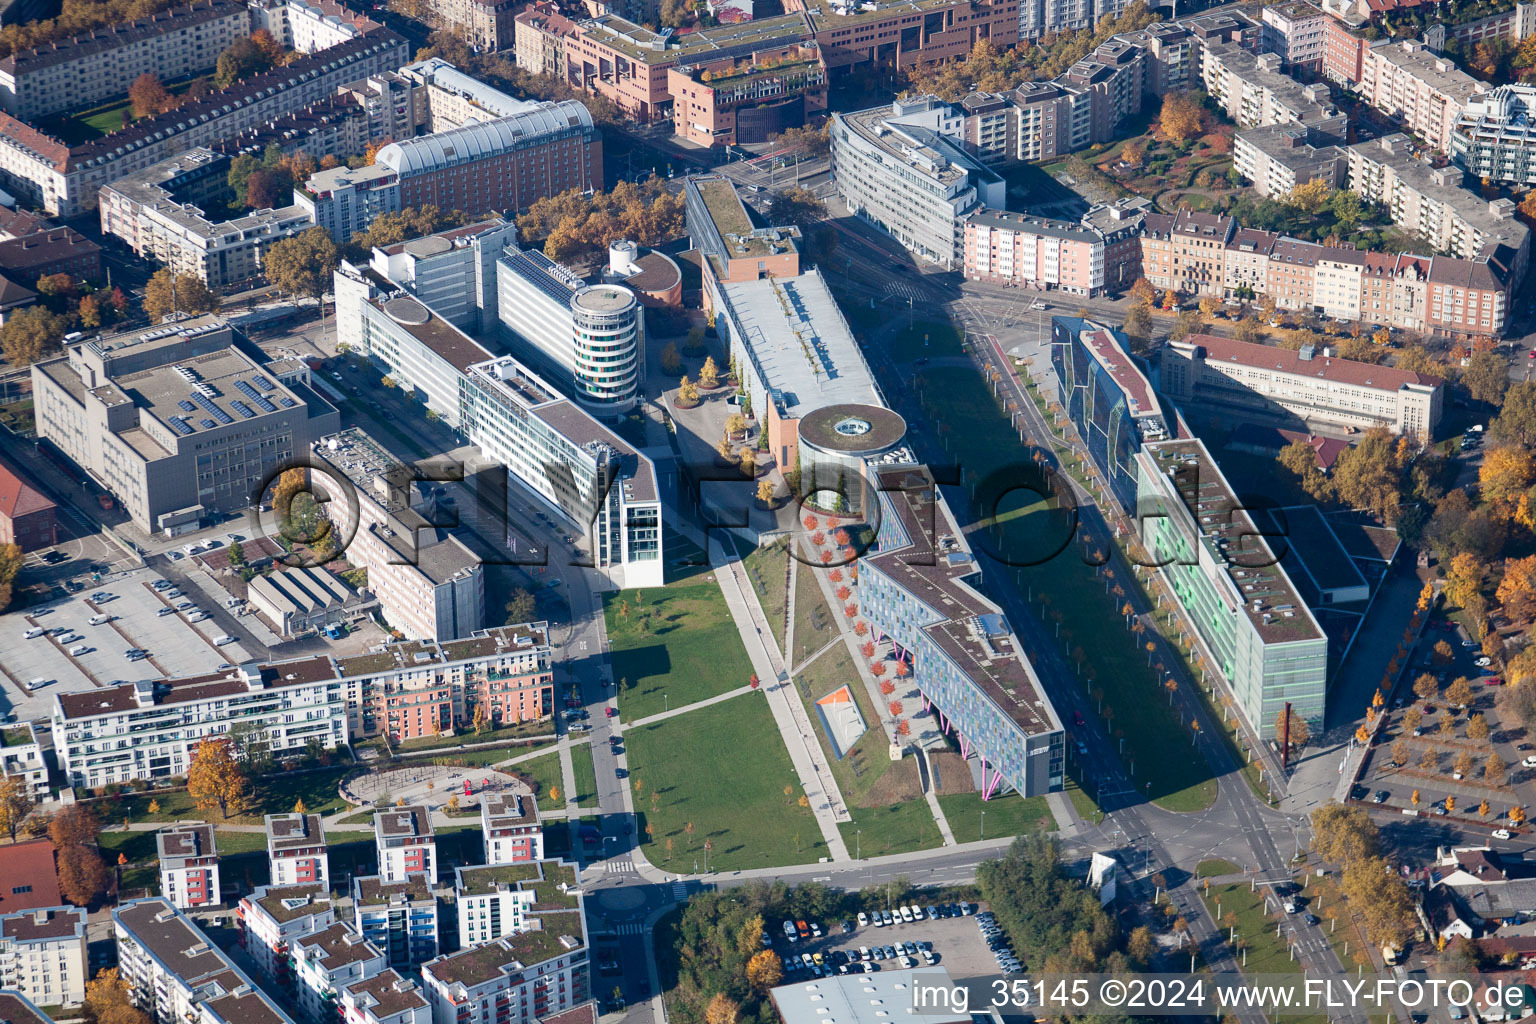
top-left (769, 903), bottom-right (1016, 982)
top-left (1, 565), bottom-right (256, 722)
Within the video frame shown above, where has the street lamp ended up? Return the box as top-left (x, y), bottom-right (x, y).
top-left (856, 830), bottom-right (861, 860)
top-left (980, 810), bottom-right (985, 841)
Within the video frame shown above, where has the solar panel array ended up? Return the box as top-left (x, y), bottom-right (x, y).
top-left (504, 249), bottom-right (578, 308)
top-left (168, 416), bottom-right (193, 435)
top-left (192, 393), bottom-right (231, 424)
top-left (200, 418), bottom-right (217, 429)
top-left (231, 400), bottom-right (255, 419)
top-left (252, 375), bottom-right (274, 391)
top-left (235, 379), bottom-right (279, 413)
top-left (177, 399), bottom-right (196, 412)
top-left (278, 397), bottom-right (296, 408)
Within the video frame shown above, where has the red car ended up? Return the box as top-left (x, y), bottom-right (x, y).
top-left (1073, 710), bottom-right (1085, 726)
top-left (605, 707), bottom-right (618, 718)
top-left (1487, 677), bottom-right (1503, 686)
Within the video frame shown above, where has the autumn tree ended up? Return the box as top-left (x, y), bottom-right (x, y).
top-left (1122, 302), bottom-right (1152, 344)
top-left (1274, 706), bottom-right (1310, 748)
top-left (0, 306), bottom-right (70, 366)
top-left (745, 949), bottom-right (783, 991)
top-left (699, 356), bottom-right (720, 389)
top-left (143, 270), bottom-right (220, 323)
top-left (660, 341), bottom-right (682, 374)
top-left (1446, 553), bottom-right (1485, 610)
top-left (1329, 427), bottom-right (1405, 523)
top-left (186, 738), bottom-right (253, 819)
top-left (129, 73), bottom-right (173, 118)
top-left (677, 375), bottom-right (699, 406)
top-left (1283, 178), bottom-right (1334, 214)
top-left (1464, 350), bottom-right (1511, 406)
top-left (705, 993), bottom-right (741, 1024)
top-left (264, 227), bottom-right (340, 302)
top-left (48, 804), bottom-right (100, 850)
top-left (1480, 446), bottom-right (1536, 508)
top-left (1467, 713), bottom-right (1490, 741)
top-left (348, 206), bottom-right (473, 254)
top-left (0, 775), bottom-right (31, 842)
top-left (1340, 856), bottom-right (1416, 946)
top-left (1309, 802), bottom-right (1378, 866)
top-left (1492, 381), bottom-right (1536, 446)
top-left (1156, 91), bottom-right (1205, 143)
top-left (1446, 676), bottom-right (1475, 709)
top-left (86, 968), bottom-right (152, 1024)
top-left (1486, 752), bottom-right (1507, 785)
top-left (58, 845), bottom-right (110, 906)
top-left (1278, 439), bottom-right (1333, 502)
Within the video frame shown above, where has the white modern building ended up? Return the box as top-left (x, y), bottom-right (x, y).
top-left (831, 97), bottom-right (1005, 268)
top-left (237, 884), bottom-right (337, 984)
top-left (52, 664), bottom-right (350, 790)
top-left (0, 907), bottom-right (87, 1007)
top-left (116, 897), bottom-right (300, 1024)
top-left (266, 813), bottom-right (329, 890)
top-left (454, 861), bottom-right (580, 949)
top-left (376, 806), bottom-right (436, 884)
top-left (369, 219), bottom-right (517, 335)
top-left (1234, 123), bottom-right (1347, 197)
top-left (157, 825), bottom-right (221, 910)
top-left (0, 723), bottom-right (47, 800)
top-left (342, 969), bottom-right (433, 1024)
top-left (291, 924), bottom-right (388, 1021)
top-left (482, 793), bottom-right (544, 866)
top-left (1453, 84), bottom-right (1536, 185)
top-left (354, 876), bottom-right (439, 968)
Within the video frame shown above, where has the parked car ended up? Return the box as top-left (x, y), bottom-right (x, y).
top-left (1493, 829), bottom-right (1513, 840)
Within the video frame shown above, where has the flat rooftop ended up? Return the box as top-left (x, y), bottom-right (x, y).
top-left (354, 875), bottom-right (434, 907)
top-left (266, 813), bottom-right (325, 852)
top-left (1179, 332), bottom-right (1443, 389)
top-left (1348, 136), bottom-right (1528, 251)
top-left (376, 806), bottom-right (432, 839)
top-left (722, 268), bottom-right (881, 420)
top-left (0, 906), bottom-right (84, 943)
top-left (345, 970), bottom-right (427, 1020)
top-left (1268, 503), bottom-right (1368, 597)
top-left (157, 824), bottom-right (217, 862)
top-left (247, 885), bottom-right (334, 925)
top-left (838, 105), bottom-right (992, 189)
top-left (576, 11), bottom-right (811, 64)
top-left (482, 792), bottom-right (538, 829)
top-left (770, 969), bottom-right (969, 1024)
top-left (294, 922), bottom-right (384, 971)
top-left (1144, 438), bottom-right (1323, 644)
top-left (690, 175), bottom-right (801, 262)
top-left (113, 344), bottom-right (313, 442)
top-left (1054, 316), bottom-right (1164, 427)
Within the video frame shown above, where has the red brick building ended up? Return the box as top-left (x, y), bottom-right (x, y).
top-left (0, 455), bottom-right (56, 552)
top-left (0, 227), bottom-right (101, 286)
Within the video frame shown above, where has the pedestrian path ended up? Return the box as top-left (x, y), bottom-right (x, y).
top-left (623, 685), bottom-right (756, 730)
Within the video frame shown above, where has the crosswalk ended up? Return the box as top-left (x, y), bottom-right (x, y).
top-left (613, 922), bottom-right (646, 935)
top-left (603, 858), bottom-right (638, 876)
top-left (884, 282), bottom-right (925, 303)
top-left (671, 881), bottom-right (689, 902)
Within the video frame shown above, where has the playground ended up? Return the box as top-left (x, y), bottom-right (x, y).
top-left (344, 764), bottom-right (530, 811)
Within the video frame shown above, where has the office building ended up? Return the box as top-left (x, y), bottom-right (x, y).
top-left (832, 97), bottom-right (1005, 268)
top-left (266, 813), bottom-right (329, 890)
top-left (298, 102), bottom-right (601, 239)
top-left (291, 924), bottom-right (388, 1021)
top-left (369, 218), bottom-right (516, 335)
top-left (482, 793), bottom-right (544, 866)
top-left (0, 723), bottom-right (47, 800)
top-left (0, 908), bottom-right (87, 1007)
top-left (1200, 43), bottom-right (1345, 137)
top-left (1134, 437), bottom-right (1327, 739)
top-left (157, 825), bottom-right (221, 910)
top-left (1453, 84), bottom-right (1536, 185)
top-left (52, 663), bottom-right (350, 790)
top-left (667, 43), bottom-right (826, 147)
top-left (0, 0), bottom-right (251, 120)
top-left (1358, 39), bottom-right (1486, 155)
top-left (354, 876), bottom-right (439, 968)
top-left (343, 970), bottom-right (432, 1024)
top-left (0, 28), bottom-right (407, 217)
top-left (1049, 316), bottom-right (1168, 512)
top-left (116, 897), bottom-right (299, 1024)
top-left (1260, 1), bottom-right (1328, 67)
top-left (454, 860), bottom-right (580, 949)
top-left (237, 884), bottom-right (336, 985)
top-left (963, 203), bottom-right (1146, 295)
top-left (30, 317), bottom-right (339, 535)
top-left (376, 807), bottom-right (436, 884)
top-left (98, 149), bottom-right (314, 295)
top-left (858, 463), bottom-right (1065, 799)
top-left (1233, 123), bottom-right (1347, 198)
top-left (683, 174), bottom-right (802, 284)
top-left (496, 246), bottom-right (642, 416)
top-left (311, 428), bottom-right (485, 644)
top-left (1349, 134), bottom-right (1530, 276)
top-left (332, 269), bottom-right (663, 588)
top-left (1161, 332), bottom-right (1443, 436)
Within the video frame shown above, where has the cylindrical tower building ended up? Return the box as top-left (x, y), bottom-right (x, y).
top-left (569, 284), bottom-right (640, 415)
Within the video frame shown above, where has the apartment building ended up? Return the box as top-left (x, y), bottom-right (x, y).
top-left (0, 991), bottom-right (55, 1024)
top-left (250, 0), bottom-right (384, 53)
top-left (482, 793), bottom-right (544, 866)
top-left (422, 0), bottom-right (522, 51)
top-left (1348, 135), bottom-right (1529, 277)
top-left (1139, 209), bottom-right (1238, 298)
top-left (291, 924), bottom-right (388, 1021)
top-left (376, 807), bottom-right (436, 884)
top-left (52, 665), bottom-right (349, 790)
top-left (1321, 15), bottom-right (1367, 85)
top-left (354, 876), bottom-right (439, 968)
top-left (1358, 39), bottom-right (1486, 154)
top-left (1427, 256), bottom-right (1515, 337)
top-left (1135, 438), bottom-right (1327, 739)
top-left (668, 44), bottom-right (827, 147)
top-left (398, 58), bottom-right (535, 131)
top-left (298, 102), bottom-right (601, 240)
top-left (0, 908), bottom-right (87, 1008)
top-left (98, 149), bottom-right (313, 295)
top-left (0, 225), bottom-right (101, 287)
top-left (31, 319), bottom-right (339, 535)
top-left (1223, 227), bottom-right (1279, 298)
top-left (1453, 84), bottom-right (1536, 185)
top-left (158, 825), bottom-right (221, 909)
top-left (237, 884), bottom-right (336, 985)
top-left (0, 0), bottom-right (250, 120)
top-left (1261, 1), bottom-right (1328, 66)
top-left (0, 28), bottom-right (407, 217)
top-left (0, 723), bottom-right (47, 800)
top-left (344, 970), bottom-right (432, 1024)
top-left (1161, 332), bottom-right (1443, 436)
top-left (266, 813), bottom-right (329, 890)
top-left (331, 270), bottom-right (663, 589)
top-left (515, 3), bottom-right (577, 79)
top-left (831, 97), bottom-right (1005, 268)
top-left (1233, 123), bottom-right (1347, 197)
top-left (963, 203), bottom-right (1146, 296)
top-left (1265, 235), bottom-right (1323, 311)
top-left (310, 427), bottom-right (485, 644)
top-left (455, 861), bottom-right (581, 949)
top-left (421, 897), bottom-right (589, 1024)
top-left (1061, 35), bottom-right (1145, 146)
top-left (1200, 43), bottom-right (1345, 137)
top-left (115, 898), bottom-right (299, 1024)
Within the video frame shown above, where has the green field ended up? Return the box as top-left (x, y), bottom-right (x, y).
top-left (738, 537), bottom-right (790, 653)
top-left (513, 751), bottom-right (566, 812)
top-left (624, 697), bottom-right (829, 871)
top-left (607, 579), bottom-right (756, 720)
top-left (917, 363), bottom-right (1217, 811)
top-left (103, 766), bottom-right (352, 827)
top-left (937, 792), bottom-right (1054, 843)
top-left (1201, 884), bottom-right (1325, 1024)
top-left (572, 742), bottom-right (598, 808)
top-left (791, 555), bottom-right (840, 667)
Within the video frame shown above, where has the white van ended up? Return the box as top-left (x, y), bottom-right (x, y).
top-left (68, 644), bottom-right (88, 656)
top-left (28, 678), bottom-right (49, 689)
top-left (214, 635), bottom-right (236, 646)
top-left (89, 614), bottom-right (111, 625)
top-left (24, 627), bottom-right (44, 639)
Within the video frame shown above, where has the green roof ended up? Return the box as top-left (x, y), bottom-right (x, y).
top-left (0, 727), bottom-right (34, 749)
top-left (456, 863), bottom-right (542, 897)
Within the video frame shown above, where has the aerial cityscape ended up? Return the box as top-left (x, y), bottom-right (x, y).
top-left (0, 0), bottom-right (1532, 1017)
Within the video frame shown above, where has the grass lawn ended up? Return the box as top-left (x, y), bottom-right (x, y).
top-left (890, 321), bottom-right (965, 363)
top-left (104, 766), bottom-right (353, 827)
top-left (937, 792), bottom-right (1054, 843)
top-left (211, 829), bottom-right (271, 854)
top-left (1197, 858), bottom-right (1241, 877)
top-left (791, 558), bottom-right (839, 668)
top-left (737, 537), bottom-right (789, 654)
top-left (624, 696), bottom-right (829, 871)
top-left (514, 751), bottom-right (566, 812)
top-left (838, 801), bottom-right (942, 859)
top-left (918, 363), bottom-right (1217, 812)
top-left (572, 742), bottom-right (598, 808)
top-left (607, 579), bottom-right (755, 721)
top-left (1201, 884), bottom-right (1324, 1024)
